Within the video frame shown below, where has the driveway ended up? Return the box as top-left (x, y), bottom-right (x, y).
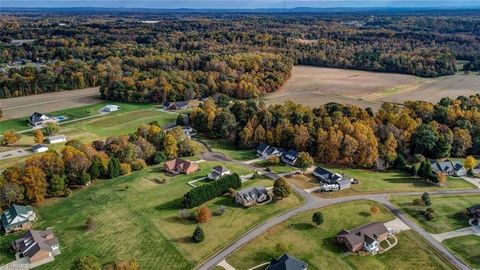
top-left (384, 218), bottom-right (410, 232)
top-left (462, 176), bottom-right (480, 188)
top-left (0, 148), bottom-right (32, 160)
top-left (431, 226), bottom-right (480, 242)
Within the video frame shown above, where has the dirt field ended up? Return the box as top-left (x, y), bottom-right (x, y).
top-left (0, 87), bottom-right (101, 120)
top-left (264, 66), bottom-right (480, 110)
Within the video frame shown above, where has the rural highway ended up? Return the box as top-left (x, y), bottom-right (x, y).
top-left (197, 150), bottom-right (479, 270)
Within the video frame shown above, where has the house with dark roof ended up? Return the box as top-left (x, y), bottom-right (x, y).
top-left (336, 222), bottom-right (389, 254)
top-left (257, 143), bottom-right (285, 158)
top-left (1, 205), bottom-right (36, 234)
top-left (28, 112), bottom-right (57, 127)
top-left (467, 205), bottom-right (480, 220)
top-left (235, 186), bottom-right (271, 207)
top-left (314, 166), bottom-right (351, 191)
top-left (267, 253), bottom-right (308, 270)
top-left (257, 143), bottom-right (270, 156)
top-left (162, 158), bottom-right (199, 175)
top-left (163, 101), bottom-right (189, 110)
top-left (281, 150), bottom-right (298, 166)
top-left (12, 229), bottom-right (60, 265)
top-left (208, 166), bottom-right (231, 180)
top-left (430, 159), bottom-right (466, 177)
top-left (32, 144), bottom-right (49, 153)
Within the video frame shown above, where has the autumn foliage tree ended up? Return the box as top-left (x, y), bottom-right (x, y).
top-left (196, 207), bottom-right (212, 223)
top-left (2, 130), bottom-right (21, 145)
top-left (33, 130), bottom-right (44, 144)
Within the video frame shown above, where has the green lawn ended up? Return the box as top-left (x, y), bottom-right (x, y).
top-left (390, 194), bottom-right (480, 233)
top-left (200, 138), bottom-right (258, 161)
top-left (444, 235), bottom-right (480, 269)
top-left (253, 160), bottom-right (297, 174)
top-left (226, 200), bottom-right (454, 270)
top-left (317, 166), bottom-right (476, 197)
top-left (0, 160), bottom-right (302, 269)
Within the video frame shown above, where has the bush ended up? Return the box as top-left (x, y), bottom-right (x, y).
top-left (467, 168), bottom-right (475, 177)
top-left (152, 151), bottom-right (167, 164)
top-left (64, 188), bottom-right (72, 197)
top-left (120, 163), bottom-right (131, 175)
top-left (424, 208), bottom-right (435, 221)
top-left (78, 171), bottom-right (91, 185)
top-left (196, 207), bottom-right (212, 223)
top-left (43, 122), bottom-right (60, 136)
top-left (214, 205), bottom-right (226, 216)
top-left (192, 226), bottom-right (205, 243)
top-left (130, 159), bottom-right (147, 171)
top-left (71, 255), bottom-right (101, 270)
top-left (108, 157), bottom-right (121, 179)
top-left (273, 177), bottom-right (291, 200)
top-left (183, 174), bottom-right (241, 208)
top-left (178, 209), bottom-right (194, 220)
top-left (267, 155), bottom-right (280, 165)
top-left (312, 212), bottom-right (324, 227)
top-left (85, 217), bottom-right (96, 231)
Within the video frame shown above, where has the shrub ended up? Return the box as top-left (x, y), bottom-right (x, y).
top-left (370, 205), bottom-right (380, 216)
top-left (424, 208), bottom-right (435, 221)
top-left (120, 163), bottom-right (131, 175)
top-left (196, 207), bottom-right (212, 223)
top-left (130, 159), bottom-right (147, 171)
top-left (152, 151), bottom-right (167, 164)
top-left (178, 209), bottom-right (194, 220)
top-left (467, 168), bottom-right (475, 177)
top-left (214, 205), bottom-right (226, 216)
top-left (108, 157), bottom-right (121, 179)
top-left (192, 226), bottom-right (205, 243)
top-left (183, 173), bottom-right (241, 208)
top-left (43, 122), bottom-right (60, 136)
top-left (312, 212), bottom-right (324, 227)
top-left (78, 171), bottom-right (91, 185)
top-left (267, 155), bottom-right (280, 165)
top-left (273, 177), bottom-right (291, 200)
top-left (85, 217), bottom-right (96, 231)
top-left (422, 192), bottom-right (432, 206)
top-left (275, 242), bottom-right (288, 253)
top-left (71, 255), bottom-right (101, 270)
top-left (64, 188), bottom-right (72, 197)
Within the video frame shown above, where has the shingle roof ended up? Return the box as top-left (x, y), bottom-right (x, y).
top-left (314, 166), bottom-right (342, 183)
top-left (431, 159), bottom-right (464, 173)
top-left (337, 222), bottom-right (388, 248)
top-left (1, 204), bottom-right (34, 229)
top-left (213, 166), bottom-right (230, 174)
top-left (15, 230), bottom-right (58, 259)
top-left (257, 143), bottom-right (269, 152)
top-left (267, 253), bottom-right (307, 270)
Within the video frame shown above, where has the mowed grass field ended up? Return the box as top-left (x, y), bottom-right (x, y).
top-left (390, 194), bottom-right (480, 234)
top-left (443, 235), bottom-right (480, 269)
top-left (310, 167), bottom-right (476, 198)
top-left (264, 66), bottom-right (480, 110)
top-left (0, 160), bottom-right (302, 269)
top-left (200, 138), bottom-right (258, 161)
top-left (226, 200), bottom-right (455, 270)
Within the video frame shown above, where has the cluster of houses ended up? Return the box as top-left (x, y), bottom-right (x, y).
top-left (1, 204), bottom-right (60, 268)
top-left (257, 143), bottom-right (298, 166)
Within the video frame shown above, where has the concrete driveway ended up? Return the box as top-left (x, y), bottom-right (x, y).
top-left (461, 176), bottom-right (480, 188)
top-left (431, 226), bottom-right (480, 242)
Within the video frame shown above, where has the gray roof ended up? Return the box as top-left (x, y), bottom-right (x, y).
top-left (314, 167), bottom-right (342, 183)
top-left (213, 166), bottom-right (230, 174)
top-left (282, 150), bottom-right (298, 161)
top-left (267, 253), bottom-right (307, 270)
top-left (431, 160), bottom-right (464, 173)
top-left (257, 143), bottom-right (269, 152)
top-left (1, 204), bottom-right (34, 229)
top-left (236, 186), bottom-right (267, 204)
top-left (337, 222), bottom-right (388, 248)
top-left (14, 229), bottom-right (58, 259)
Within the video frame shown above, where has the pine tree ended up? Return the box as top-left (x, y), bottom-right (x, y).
top-left (192, 226), bottom-right (205, 243)
top-left (312, 212), bottom-right (324, 227)
top-left (108, 157), bottom-right (121, 179)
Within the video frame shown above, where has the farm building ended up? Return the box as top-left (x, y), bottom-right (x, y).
top-left (32, 144), bottom-right (48, 153)
top-left (1, 204), bottom-right (36, 234)
top-left (235, 186), bottom-right (270, 207)
top-left (12, 229), bottom-right (60, 266)
top-left (336, 222), bottom-right (389, 254)
top-left (28, 112), bottom-right (57, 127)
top-left (430, 160), bottom-right (466, 176)
top-left (163, 101), bottom-right (189, 110)
top-left (162, 158), bottom-right (199, 175)
top-left (102, 104), bottom-right (120, 112)
top-left (207, 166), bottom-right (231, 180)
top-left (267, 253), bottom-right (308, 270)
top-left (46, 134), bottom-right (66, 144)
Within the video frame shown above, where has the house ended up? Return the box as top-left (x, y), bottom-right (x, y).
top-left (336, 222), bottom-right (389, 254)
top-left (281, 150), bottom-right (298, 166)
top-left (267, 253), bottom-right (308, 270)
top-left (12, 229), bottom-right (60, 265)
top-left (46, 134), bottom-right (66, 144)
top-left (235, 186), bottom-right (270, 207)
top-left (32, 144), bottom-right (48, 153)
top-left (28, 112), bottom-right (57, 127)
top-left (257, 143), bottom-right (270, 156)
top-left (163, 101), bottom-right (189, 110)
top-left (466, 205), bottom-right (480, 219)
top-left (431, 160), bottom-right (466, 177)
top-left (207, 166), bottom-right (231, 180)
top-left (102, 104), bottom-right (120, 112)
top-left (182, 127), bottom-right (197, 138)
top-left (162, 158), bottom-right (199, 175)
top-left (257, 143), bottom-right (284, 158)
top-left (1, 205), bottom-right (36, 234)
top-left (314, 166), bottom-right (351, 191)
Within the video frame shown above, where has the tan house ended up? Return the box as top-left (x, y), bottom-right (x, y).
top-left (336, 222), bottom-right (389, 254)
top-left (163, 158), bottom-right (199, 175)
top-left (1, 204), bottom-right (36, 234)
top-left (12, 229), bottom-right (60, 265)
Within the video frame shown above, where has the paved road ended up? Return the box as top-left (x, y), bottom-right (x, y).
top-left (196, 150), bottom-right (479, 270)
top-left (0, 148), bottom-right (32, 160)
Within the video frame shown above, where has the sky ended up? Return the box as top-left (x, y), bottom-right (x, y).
top-left (2, 0), bottom-right (479, 9)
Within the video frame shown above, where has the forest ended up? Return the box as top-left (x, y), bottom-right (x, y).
top-left (1, 11), bottom-right (480, 99)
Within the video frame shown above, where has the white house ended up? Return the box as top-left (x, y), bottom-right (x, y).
top-left (46, 135), bottom-right (66, 144)
top-left (102, 105), bottom-right (120, 112)
top-left (207, 166), bottom-right (231, 180)
top-left (29, 112), bottom-right (57, 127)
top-left (431, 160), bottom-right (467, 177)
top-left (32, 144), bottom-right (48, 153)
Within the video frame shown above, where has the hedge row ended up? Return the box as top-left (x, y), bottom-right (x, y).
top-left (183, 173), bottom-right (241, 208)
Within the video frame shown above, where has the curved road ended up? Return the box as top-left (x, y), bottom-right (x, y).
top-left (197, 150), bottom-right (479, 270)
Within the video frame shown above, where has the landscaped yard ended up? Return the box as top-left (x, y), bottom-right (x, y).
top-left (390, 194), bottom-right (480, 233)
top-left (316, 166), bottom-right (476, 197)
top-left (0, 160), bottom-right (302, 269)
top-left (200, 138), bottom-right (258, 161)
top-left (443, 235), bottom-right (480, 269)
top-left (226, 200), bottom-right (454, 270)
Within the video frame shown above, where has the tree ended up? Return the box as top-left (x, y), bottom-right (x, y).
top-left (312, 212), bottom-right (324, 227)
top-left (437, 173), bottom-right (447, 187)
top-left (163, 133), bottom-right (178, 159)
top-left (114, 260), bottom-right (140, 270)
top-left (411, 124), bottom-right (438, 157)
top-left (33, 129), bottom-right (44, 144)
top-left (464, 155), bottom-right (477, 170)
top-left (88, 157), bottom-right (102, 179)
top-left (267, 155), bottom-right (280, 165)
top-left (383, 133), bottom-right (398, 165)
top-left (176, 114), bottom-right (186, 126)
top-left (196, 207), bottom-right (212, 223)
top-left (296, 152), bottom-right (314, 171)
top-left (107, 156), bottom-right (121, 179)
top-left (273, 177), bottom-right (291, 200)
top-left (3, 130), bottom-right (21, 145)
top-left (412, 198), bottom-right (425, 211)
top-left (370, 205), bottom-right (380, 216)
top-left (0, 182), bottom-right (25, 208)
top-left (21, 166), bottom-right (47, 203)
top-left (49, 174), bottom-right (66, 196)
top-left (71, 255), bottom-right (101, 270)
top-left (212, 109), bottom-right (237, 138)
top-left (422, 192), bottom-right (432, 206)
top-left (85, 217), bottom-right (96, 231)
top-left (43, 122), bottom-right (60, 136)
top-left (191, 226), bottom-right (205, 243)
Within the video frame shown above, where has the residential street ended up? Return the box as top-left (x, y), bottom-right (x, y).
top-left (196, 150), bottom-right (479, 270)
